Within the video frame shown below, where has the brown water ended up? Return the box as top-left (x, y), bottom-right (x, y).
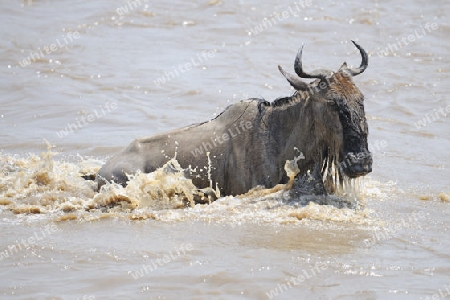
top-left (1, 0), bottom-right (449, 299)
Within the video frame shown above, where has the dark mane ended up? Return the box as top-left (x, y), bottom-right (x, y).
top-left (271, 96), bottom-right (293, 107)
top-left (212, 94), bottom-right (307, 121)
top-left (271, 91), bottom-right (306, 107)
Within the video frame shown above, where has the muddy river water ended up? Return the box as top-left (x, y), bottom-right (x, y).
top-left (1, 0), bottom-right (449, 299)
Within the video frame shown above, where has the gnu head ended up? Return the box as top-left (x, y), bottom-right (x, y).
top-left (278, 41), bottom-right (372, 178)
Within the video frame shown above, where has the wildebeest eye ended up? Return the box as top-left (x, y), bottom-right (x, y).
top-left (333, 97), bottom-right (344, 105)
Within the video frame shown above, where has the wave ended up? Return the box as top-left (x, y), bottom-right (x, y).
top-left (0, 146), bottom-right (389, 228)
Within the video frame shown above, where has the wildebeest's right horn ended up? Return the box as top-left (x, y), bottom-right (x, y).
top-left (294, 45), bottom-right (333, 80)
top-left (278, 65), bottom-right (309, 91)
top-left (347, 40), bottom-right (368, 76)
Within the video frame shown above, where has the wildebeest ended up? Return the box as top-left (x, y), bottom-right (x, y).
top-left (97, 41), bottom-right (372, 200)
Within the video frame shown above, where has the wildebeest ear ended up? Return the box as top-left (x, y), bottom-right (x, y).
top-left (278, 65), bottom-right (308, 91)
top-left (339, 62), bottom-right (348, 70)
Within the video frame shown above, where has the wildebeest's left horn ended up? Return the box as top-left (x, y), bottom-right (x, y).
top-left (294, 45), bottom-right (333, 80)
top-left (347, 40), bottom-right (368, 76)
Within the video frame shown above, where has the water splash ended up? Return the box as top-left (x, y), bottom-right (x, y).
top-left (0, 147), bottom-right (383, 228)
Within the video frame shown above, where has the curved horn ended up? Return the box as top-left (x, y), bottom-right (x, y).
top-left (294, 45), bottom-right (333, 79)
top-left (347, 40), bottom-right (368, 76)
top-left (278, 65), bottom-right (308, 91)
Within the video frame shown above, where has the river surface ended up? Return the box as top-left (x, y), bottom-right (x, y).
top-left (1, 0), bottom-right (449, 299)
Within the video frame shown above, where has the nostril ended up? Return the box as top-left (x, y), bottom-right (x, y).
top-left (342, 152), bottom-right (373, 177)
